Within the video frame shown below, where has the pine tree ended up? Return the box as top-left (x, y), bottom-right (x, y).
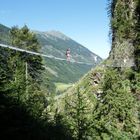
top-left (7, 25), bottom-right (46, 117)
top-left (0, 47), bottom-right (13, 94)
top-left (64, 87), bottom-right (92, 140)
top-left (10, 25), bottom-right (44, 84)
top-left (134, 0), bottom-right (140, 71)
top-left (91, 68), bottom-right (139, 139)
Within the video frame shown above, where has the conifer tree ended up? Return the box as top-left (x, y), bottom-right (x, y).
top-left (10, 25), bottom-right (44, 84)
top-left (64, 87), bottom-right (92, 140)
top-left (8, 25), bottom-right (46, 116)
top-left (134, 0), bottom-right (140, 71)
top-left (0, 48), bottom-right (13, 94)
top-left (91, 68), bottom-right (139, 139)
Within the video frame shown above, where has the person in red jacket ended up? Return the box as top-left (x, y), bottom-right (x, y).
top-left (66, 48), bottom-right (71, 61)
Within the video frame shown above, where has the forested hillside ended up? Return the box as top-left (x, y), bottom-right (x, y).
top-left (0, 0), bottom-right (140, 139)
top-left (54, 0), bottom-right (140, 139)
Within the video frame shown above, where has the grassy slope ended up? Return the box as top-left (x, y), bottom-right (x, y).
top-left (55, 83), bottom-right (73, 94)
top-left (43, 57), bottom-right (95, 84)
top-left (54, 64), bottom-right (105, 109)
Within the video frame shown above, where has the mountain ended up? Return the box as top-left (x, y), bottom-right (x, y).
top-left (0, 24), bottom-right (10, 44)
top-left (0, 24), bottom-right (102, 84)
top-left (35, 30), bottom-right (101, 64)
top-left (35, 30), bottom-right (102, 84)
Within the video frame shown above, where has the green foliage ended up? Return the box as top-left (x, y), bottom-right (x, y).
top-left (91, 68), bottom-right (139, 139)
top-left (134, 0), bottom-right (140, 71)
top-left (109, 0), bottom-right (136, 41)
top-left (10, 25), bottom-right (44, 83)
top-left (0, 25), bottom-right (75, 139)
top-left (0, 48), bottom-right (12, 93)
top-left (1, 0), bottom-right (140, 139)
top-left (64, 87), bottom-right (93, 140)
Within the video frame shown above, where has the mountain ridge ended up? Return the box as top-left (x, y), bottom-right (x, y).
top-left (0, 23), bottom-right (102, 84)
top-left (36, 30), bottom-right (102, 64)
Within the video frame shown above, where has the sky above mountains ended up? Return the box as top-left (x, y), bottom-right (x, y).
top-left (0, 0), bottom-right (111, 58)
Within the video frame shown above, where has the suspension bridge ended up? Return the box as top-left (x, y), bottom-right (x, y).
top-left (0, 43), bottom-right (95, 65)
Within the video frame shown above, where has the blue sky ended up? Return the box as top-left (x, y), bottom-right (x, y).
top-left (0, 0), bottom-right (111, 58)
